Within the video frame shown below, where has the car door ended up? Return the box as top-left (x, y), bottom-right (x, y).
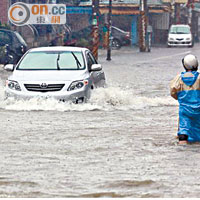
top-left (86, 51), bottom-right (105, 88)
top-left (0, 30), bottom-right (13, 64)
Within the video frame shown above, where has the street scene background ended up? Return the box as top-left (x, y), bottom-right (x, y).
top-left (0, 45), bottom-right (200, 198)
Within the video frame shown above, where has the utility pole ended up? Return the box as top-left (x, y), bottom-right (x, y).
top-left (174, 3), bottom-right (181, 24)
top-left (92, 0), bottom-right (99, 60)
top-left (170, 0), bottom-right (175, 25)
top-left (106, 0), bottom-right (112, 61)
top-left (187, 0), bottom-right (195, 42)
top-left (139, 0), bottom-right (147, 52)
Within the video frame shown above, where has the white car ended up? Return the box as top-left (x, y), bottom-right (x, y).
top-left (167, 24), bottom-right (193, 47)
top-left (4, 46), bottom-right (106, 103)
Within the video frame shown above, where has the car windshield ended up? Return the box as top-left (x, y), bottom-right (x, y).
top-left (169, 26), bottom-right (190, 34)
top-left (17, 51), bottom-right (85, 70)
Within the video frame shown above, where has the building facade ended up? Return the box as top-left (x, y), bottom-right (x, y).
top-left (0, 0), bottom-right (9, 25)
top-left (2, 0), bottom-right (198, 47)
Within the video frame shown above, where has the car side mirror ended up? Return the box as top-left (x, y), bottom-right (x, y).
top-left (91, 64), bottom-right (102, 71)
top-left (4, 64), bottom-right (14, 71)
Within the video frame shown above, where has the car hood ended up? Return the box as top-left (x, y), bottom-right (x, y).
top-left (10, 70), bottom-right (89, 81)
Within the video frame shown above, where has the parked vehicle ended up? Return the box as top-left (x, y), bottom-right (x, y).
top-left (167, 24), bottom-right (193, 48)
top-left (0, 29), bottom-right (27, 64)
top-left (4, 46), bottom-right (106, 103)
top-left (71, 25), bottom-right (131, 49)
top-left (111, 26), bottom-right (131, 49)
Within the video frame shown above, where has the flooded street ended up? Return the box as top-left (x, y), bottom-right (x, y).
top-left (1, 45), bottom-right (200, 198)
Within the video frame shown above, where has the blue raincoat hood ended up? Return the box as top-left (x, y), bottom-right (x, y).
top-left (181, 71), bottom-right (199, 86)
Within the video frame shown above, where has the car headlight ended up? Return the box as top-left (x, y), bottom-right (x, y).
top-left (6, 80), bottom-right (21, 91)
top-left (68, 80), bottom-right (88, 91)
top-left (186, 38), bottom-right (191, 41)
top-left (168, 38), bottom-right (174, 41)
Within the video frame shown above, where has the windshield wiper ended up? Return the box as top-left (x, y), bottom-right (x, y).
top-left (71, 52), bottom-right (81, 69)
top-left (57, 53), bottom-right (60, 70)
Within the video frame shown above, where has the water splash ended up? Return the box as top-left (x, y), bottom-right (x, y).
top-left (2, 86), bottom-right (178, 112)
top-left (90, 87), bottom-right (178, 110)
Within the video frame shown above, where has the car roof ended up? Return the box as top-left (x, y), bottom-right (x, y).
top-left (29, 46), bottom-right (89, 52)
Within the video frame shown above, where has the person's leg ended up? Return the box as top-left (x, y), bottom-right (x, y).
top-left (178, 134), bottom-right (188, 144)
top-left (178, 107), bottom-right (190, 144)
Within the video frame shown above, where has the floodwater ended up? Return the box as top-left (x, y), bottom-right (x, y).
top-left (0, 45), bottom-right (200, 198)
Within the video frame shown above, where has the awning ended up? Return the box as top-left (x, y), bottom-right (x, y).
top-left (66, 5), bottom-right (170, 15)
top-left (162, 0), bottom-right (187, 2)
top-left (100, 8), bottom-right (139, 15)
top-left (100, 8), bottom-right (167, 15)
top-left (66, 6), bottom-right (92, 14)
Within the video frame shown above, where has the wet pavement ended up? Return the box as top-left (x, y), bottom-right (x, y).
top-left (0, 45), bottom-right (200, 197)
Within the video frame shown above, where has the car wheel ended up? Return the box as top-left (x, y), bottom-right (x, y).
top-left (112, 39), bottom-right (121, 50)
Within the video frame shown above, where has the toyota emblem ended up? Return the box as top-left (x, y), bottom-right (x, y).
top-left (40, 83), bottom-right (48, 88)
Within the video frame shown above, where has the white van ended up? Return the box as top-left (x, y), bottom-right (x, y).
top-left (167, 24), bottom-right (193, 47)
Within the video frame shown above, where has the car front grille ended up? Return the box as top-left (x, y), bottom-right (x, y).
top-left (24, 84), bottom-right (65, 92)
top-left (169, 41), bottom-right (191, 44)
top-left (176, 38), bottom-right (183, 41)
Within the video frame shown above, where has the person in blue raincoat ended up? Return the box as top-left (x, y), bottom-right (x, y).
top-left (170, 54), bottom-right (200, 144)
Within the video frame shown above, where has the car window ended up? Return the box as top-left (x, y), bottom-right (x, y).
top-left (87, 52), bottom-right (97, 70)
top-left (169, 26), bottom-right (191, 34)
top-left (89, 52), bottom-right (97, 64)
top-left (112, 26), bottom-right (121, 32)
top-left (17, 51), bottom-right (85, 70)
top-left (0, 31), bottom-right (12, 46)
top-left (87, 54), bottom-right (93, 70)
top-left (112, 28), bottom-right (117, 34)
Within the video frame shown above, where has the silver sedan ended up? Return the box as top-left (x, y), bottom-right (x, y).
top-left (5, 46), bottom-right (106, 103)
